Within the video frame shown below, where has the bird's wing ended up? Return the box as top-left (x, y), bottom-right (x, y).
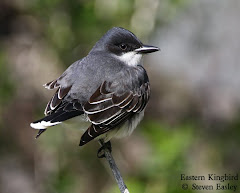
top-left (80, 81), bottom-right (150, 146)
top-left (41, 75), bottom-right (84, 121)
top-left (31, 62), bottom-right (84, 136)
top-left (42, 61), bottom-right (81, 116)
top-left (43, 80), bottom-right (72, 115)
top-left (31, 83), bottom-right (83, 130)
top-left (42, 59), bottom-right (83, 115)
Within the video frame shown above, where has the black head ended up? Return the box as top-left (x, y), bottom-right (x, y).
top-left (92, 27), bottom-right (159, 56)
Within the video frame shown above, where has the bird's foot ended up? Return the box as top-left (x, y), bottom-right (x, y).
top-left (97, 141), bottom-right (112, 158)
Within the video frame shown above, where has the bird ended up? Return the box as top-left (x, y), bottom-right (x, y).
top-left (30, 27), bottom-right (159, 149)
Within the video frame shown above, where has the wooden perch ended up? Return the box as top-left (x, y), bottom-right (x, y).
top-left (99, 140), bottom-right (130, 193)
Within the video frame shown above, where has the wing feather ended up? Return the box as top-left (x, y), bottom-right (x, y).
top-left (80, 80), bottom-right (150, 146)
top-left (43, 79), bottom-right (59, 90)
top-left (58, 85), bottom-right (72, 99)
top-left (84, 99), bottom-right (114, 114)
top-left (88, 106), bottom-right (122, 124)
top-left (89, 81), bottom-right (112, 104)
top-left (44, 85), bottom-right (72, 115)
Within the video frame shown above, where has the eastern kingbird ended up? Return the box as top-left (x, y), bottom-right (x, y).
top-left (30, 27), bottom-right (159, 146)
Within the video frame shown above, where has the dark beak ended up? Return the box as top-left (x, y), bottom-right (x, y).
top-left (135, 45), bottom-right (160, 54)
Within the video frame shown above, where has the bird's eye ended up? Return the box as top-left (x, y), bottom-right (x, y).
top-left (119, 43), bottom-right (127, 50)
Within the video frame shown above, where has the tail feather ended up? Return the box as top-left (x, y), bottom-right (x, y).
top-left (30, 110), bottom-right (84, 138)
top-left (30, 111), bottom-right (64, 129)
top-left (35, 129), bottom-right (46, 139)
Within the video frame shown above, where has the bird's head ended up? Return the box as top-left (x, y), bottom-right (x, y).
top-left (92, 27), bottom-right (160, 66)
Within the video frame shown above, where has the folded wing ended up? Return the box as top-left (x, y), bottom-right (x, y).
top-left (80, 81), bottom-right (150, 146)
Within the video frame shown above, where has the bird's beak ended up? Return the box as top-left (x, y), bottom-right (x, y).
top-left (134, 45), bottom-right (160, 54)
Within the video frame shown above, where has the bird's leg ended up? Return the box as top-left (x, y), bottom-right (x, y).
top-left (97, 140), bottom-right (112, 158)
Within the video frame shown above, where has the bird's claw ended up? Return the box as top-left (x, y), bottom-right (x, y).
top-left (97, 141), bottom-right (112, 158)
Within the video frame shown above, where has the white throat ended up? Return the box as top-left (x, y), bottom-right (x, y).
top-left (117, 52), bottom-right (142, 66)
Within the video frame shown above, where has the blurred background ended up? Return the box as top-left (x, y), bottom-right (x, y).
top-left (0, 0), bottom-right (240, 192)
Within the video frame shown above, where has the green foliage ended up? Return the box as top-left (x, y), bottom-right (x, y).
top-left (106, 121), bottom-right (195, 193)
top-left (137, 121), bottom-right (194, 192)
top-left (28, 0), bottom-right (135, 65)
top-left (142, 121), bottom-right (193, 170)
top-left (0, 49), bottom-right (15, 105)
top-left (51, 169), bottom-right (75, 193)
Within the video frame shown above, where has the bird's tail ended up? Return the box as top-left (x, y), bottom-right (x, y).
top-left (30, 110), bottom-right (83, 138)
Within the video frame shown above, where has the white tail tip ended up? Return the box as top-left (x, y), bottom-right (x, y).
top-left (30, 121), bottom-right (61, 129)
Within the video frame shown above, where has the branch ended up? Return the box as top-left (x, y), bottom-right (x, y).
top-left (99, 140), bottom-right (130, 193)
